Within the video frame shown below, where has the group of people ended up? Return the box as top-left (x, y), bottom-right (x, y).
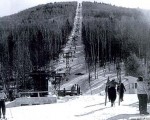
top-left (71, 84), bottom-right (81, 95)
top-left (105, 79), bottom-right (126, 107)
top-left (105, 76), bottom-right (150, 115)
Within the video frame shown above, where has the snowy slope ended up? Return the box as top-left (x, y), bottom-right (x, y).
top-left (6, 94), bottom-right (150, 120)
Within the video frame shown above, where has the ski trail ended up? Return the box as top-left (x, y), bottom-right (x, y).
top-left (53, 2), bottom-right (125, 95)
top-left (51, 2), bottom-right (87, 90)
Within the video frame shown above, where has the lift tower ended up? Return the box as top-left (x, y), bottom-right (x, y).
top-left (63, 52), bottom-right (72, 79)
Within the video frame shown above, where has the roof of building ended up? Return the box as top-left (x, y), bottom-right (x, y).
top-left (124, 76), bottom-right (137, 83)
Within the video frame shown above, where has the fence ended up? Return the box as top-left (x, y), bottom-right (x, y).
top-left (6, 91), bottom-right (57, 108)
top-left (18, 91), bottom-right (49, 97)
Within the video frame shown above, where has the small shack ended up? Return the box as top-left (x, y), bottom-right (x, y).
top-left (124, 76), bottom-right (137, 94)
top-left (30, 70), bottom-right (50, 96)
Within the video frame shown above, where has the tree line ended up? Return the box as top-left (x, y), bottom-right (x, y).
top-left (82, 2), bottom-right (150, 77)
top-left (0, 2), bottom-right (77, 91)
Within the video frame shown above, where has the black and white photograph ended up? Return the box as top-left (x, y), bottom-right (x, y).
top-left (0, 0), bottom-right (150, 120)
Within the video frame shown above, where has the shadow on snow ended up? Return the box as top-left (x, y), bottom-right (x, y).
top-left (75, 106), bottom-right (111, 117)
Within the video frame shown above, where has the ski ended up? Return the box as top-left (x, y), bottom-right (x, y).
top-left (104, 87), bottom-right (107, 106)
top-left (118, 79), bottom-right (121, 106)
top-left (117, 63), bottom-right (121, 106)
top-left (105, 77), bottom-right (109, 106)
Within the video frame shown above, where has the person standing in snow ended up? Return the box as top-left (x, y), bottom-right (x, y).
top-left (75, 84), bottom-right (77, 94)
top-left (77, 85), bottom-right (81, 95)
top-left (0, 86), bottom-right (7, 119)
top-left (117, 82), bottom-right (126, 102)
top-left (71, 85), bottom-right (75, 96)
top-left (137, 76), bottom-right (149, 115)
top-left (105, 79), bottom-right (111, 102)
top-left (107, 79), bottom-right (118, 107)
top-left (63, 88), bottom-right (66, 96)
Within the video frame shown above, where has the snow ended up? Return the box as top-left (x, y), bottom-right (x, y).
top-left (6, 94), bottom-right (150, 120)
top-left (5, 2), bottom-right (148, 120)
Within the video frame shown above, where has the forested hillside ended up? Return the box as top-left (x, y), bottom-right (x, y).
top-left (0, 2), bottom-right (77, 90)
top-left (82, 2), bottom-right (150, 73)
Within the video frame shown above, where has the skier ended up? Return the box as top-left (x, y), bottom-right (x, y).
top-left (0, 86), bottom-right (7, 119)
top-left (74, 84), bottom-right (78, 95)
top-left (71, 85), bottom-right (75, 96)
top-left (77, 84), bottom-right (81, 95)
top-left (117, 82), bottom-right (126, 102)
top-left (105, 79), bottom-right (111, 102)
top-left (63, 88), bottom-right (66, 96)
top-left (137, 76), bottom-right (149, 115)
top-left (107, 79), bottom-right (118, 107)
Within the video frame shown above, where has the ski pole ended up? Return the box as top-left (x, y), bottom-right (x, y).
top-left (9, 108), bottom-right (13, 118)
top-left (105, 77), bottom-right (109, 106)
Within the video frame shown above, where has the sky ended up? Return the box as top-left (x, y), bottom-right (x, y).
top-left (0, 0), bottom-right (150, 17)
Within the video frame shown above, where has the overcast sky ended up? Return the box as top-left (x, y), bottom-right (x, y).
top-left (0, 0), bottom-right (150, 17)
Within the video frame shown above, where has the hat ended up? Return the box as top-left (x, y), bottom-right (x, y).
top-left (111, 79), bottom-right (115, 82)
